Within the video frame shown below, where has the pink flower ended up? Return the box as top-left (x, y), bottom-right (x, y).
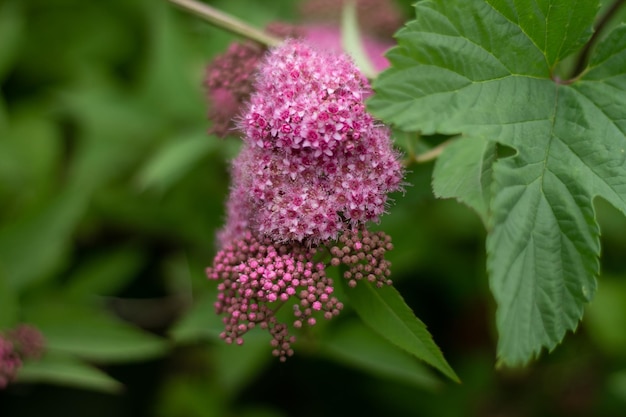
top-left (208, 40), bottom-right (403, 360)
top-left (207, 232), bottom-right (343, 361)
top-left (0, 324), bottom-right (45, 389)
top-left (204, 25), bottom-right (304, 138)
top-left (230, 39), bottom-right (403, 244)
top-left (204, 42), bottom-right (264, 138)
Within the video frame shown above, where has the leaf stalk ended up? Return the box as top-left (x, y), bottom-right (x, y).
top-left (167, 0), bottom-right (282, 47)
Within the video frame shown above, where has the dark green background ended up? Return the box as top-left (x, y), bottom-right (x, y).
top-left (1, 0), bottom-right (625, 416)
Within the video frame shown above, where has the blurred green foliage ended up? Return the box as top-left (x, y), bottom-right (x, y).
top-left (1, 0), bottom-right (625, 416)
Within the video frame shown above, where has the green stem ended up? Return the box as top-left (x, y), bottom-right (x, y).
top-left (404, 139), bottom-right (452, 166)
top-left (168, 0), bottom-right (282, 47)
top-left (571, 0), bottom-right (625, 78)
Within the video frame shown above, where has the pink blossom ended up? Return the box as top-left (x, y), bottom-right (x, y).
top-left (227, 39), bottom-right (403, 245)
top-left (208, 40), bottom-right (403, 360)
top-left (0, 324), bottom-right (45, 389)
top-left (207, 233), bottom-right (342, 362)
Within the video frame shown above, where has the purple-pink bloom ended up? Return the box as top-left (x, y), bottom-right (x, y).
top-left (0, 324), bottom-right (45, 389)
top-left (205, 25), bottom-right (304, 138)
top-left (208, 40), bottom-right (403, 360)
top-left (0, 338), bottom-right (20, 389)
top-left (204, 42), bottom-right (265, 138)
top-left (208, 232), bottom-right (343, 361)
top-left (232, 39), bottom-right (403, 244)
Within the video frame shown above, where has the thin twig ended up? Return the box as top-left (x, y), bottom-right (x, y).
top-left (571, 0), bottom-right (625, 77)
top-left (406, 139), bottom-right (452, 165)
top-left (168, 0), bottom-right (282, 47)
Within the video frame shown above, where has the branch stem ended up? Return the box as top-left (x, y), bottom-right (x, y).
top-left (405, 139), bottom-right (452, 165)
top-left (168, 0), bottom-right (282, 47)
top-left (571, 0), bottom-right (625, 77)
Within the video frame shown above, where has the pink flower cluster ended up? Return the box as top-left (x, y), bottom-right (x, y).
top-left (204, 0), bottom-right (403, 138)
top-left (207, 40), bottom-right (403, 360)
top-left (225, 39), bottom-right (403, 245)
top-left (205, 25), bottom-right (303, 138)
top-left (204, 42), bottom-right (265, 138)
top-left (208, 232), bottom-right (342, 361)
top-left (0, 324), bottom-right (45, 389)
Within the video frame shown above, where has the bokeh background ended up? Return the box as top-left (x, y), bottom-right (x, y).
top-left (1, 0), bottom-right (625, 416)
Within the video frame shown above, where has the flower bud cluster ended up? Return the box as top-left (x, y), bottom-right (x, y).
top-left (330, 229), bottom-right (394, 288)
top-left (204, 25), bottom-right (302, 138)
top-left (207, 232), bottom-right (342, 361)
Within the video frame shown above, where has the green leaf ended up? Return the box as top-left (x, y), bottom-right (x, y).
top-left (169, 294), bottom-right (223, 344)
top-left (0, 270), bottom-right (18, 328)
top-left (368, 0), bottom-right (626, 366)
top-left (212, 331), bottom-right (272, 396)
top-left (432, 137), bottom-right (497, 224)
top-left (0, 190), bottom-right (87, 290)
top-left (339, 279), bottom-right (459, 382)
top-left (136, 129), bottom-right (217, 193)
top-left (65, 246), bottom-right (146, 299)
top-left (23, 300), bottom-right (169, 363)
top-left (0, 0), bottom-right (23, 82)
top-left (17, 352), bottom-right (122, 393)
top-left (488, 0), bottom-right (599, 67)
top-left (0, 110), bottom-right (62, 209)
top-left (320, 319), bottom-right (441, 390)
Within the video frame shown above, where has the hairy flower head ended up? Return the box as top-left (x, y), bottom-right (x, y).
top-left (209, 39), bottom-right (403, 360)
top-left (230, 39), bottom-right (403, 244)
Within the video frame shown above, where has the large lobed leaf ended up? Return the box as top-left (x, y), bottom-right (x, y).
top-left (369, 0), bottom-right (626, 365)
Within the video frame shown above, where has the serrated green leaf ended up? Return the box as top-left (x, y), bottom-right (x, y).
top-left (369, 0), bottom-right (626, 366)
top-left (17, 352), bottom-right (122, 393)
top-left (320, 319), bottom-right (441, 390)
top-left (432, 137), bottom-right (497, 224)
top-left (488, 0), bottom-right (599, 67)
top-left (339, 279), bottom-right (459, 382)
top-left (23, 300), bottom-right (169, 363)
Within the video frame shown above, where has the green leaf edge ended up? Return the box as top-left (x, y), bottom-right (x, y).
top-left (340, 278), bottom-right (460, 382)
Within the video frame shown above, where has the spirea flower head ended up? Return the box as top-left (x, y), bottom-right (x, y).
top-left (208, 39), bottom-right (403, 360)
top-left (205, 25), bottom-right (304, 138)
top-left (236, 39), bottom-right (403, 244)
